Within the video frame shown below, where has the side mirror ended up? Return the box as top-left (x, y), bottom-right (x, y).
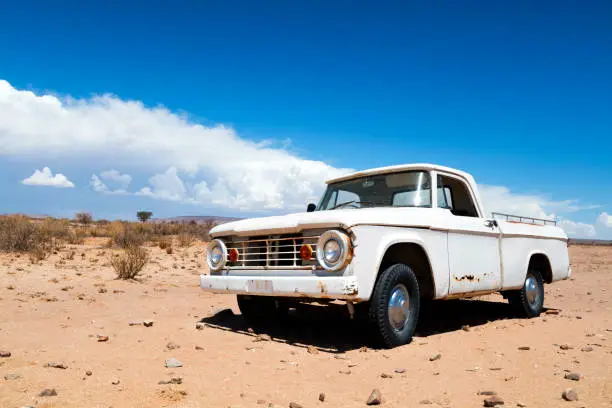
top-left (306, 203), bottom-right (316, 212)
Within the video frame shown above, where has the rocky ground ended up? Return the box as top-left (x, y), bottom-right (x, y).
top-left (0, 240), bottom-right (611, 408)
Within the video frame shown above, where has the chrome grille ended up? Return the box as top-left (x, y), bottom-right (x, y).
top-left (225, 234), bottom-right (320, 269)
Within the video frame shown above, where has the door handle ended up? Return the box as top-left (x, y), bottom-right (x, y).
top-left (485, 220), bottom-right (498, 228)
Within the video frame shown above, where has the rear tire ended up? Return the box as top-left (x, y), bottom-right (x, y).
top-left (507, 269), bottom-right (544, 318)
top-left (369, 263), bottom-right (420, 348)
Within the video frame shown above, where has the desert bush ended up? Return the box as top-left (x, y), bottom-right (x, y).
top-left (108, 222), bottom-right (147, 248)
top-left (165, 246), bottom-right (173, 255)
top-left (111, 246), bottom-right (149, 280)
top-left (177, 232), bottom-right (196, 247)
top-left (0, 215), bottom-right (41, 252)
top-left (75, 212), bottom-right (93, 225)
top-left (158, 237), bottom-right (172, 250)
top-left (28, 244), bottom-right (50, 264)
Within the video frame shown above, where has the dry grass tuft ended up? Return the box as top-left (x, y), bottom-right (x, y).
top-left (111, 246), bottom-right (149, 280)
top-left (177, 232), bottom-right (196, 248)
top-left (158, 237), bottom-right (172, 250)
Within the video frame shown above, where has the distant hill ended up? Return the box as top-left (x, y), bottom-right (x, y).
top-left (152, 215), bottom-right (242, 225)
top-left (568, 238), bottom-right (612, 246)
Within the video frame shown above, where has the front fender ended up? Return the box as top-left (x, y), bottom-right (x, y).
top-left (348, 225), bottom-right (449, 300)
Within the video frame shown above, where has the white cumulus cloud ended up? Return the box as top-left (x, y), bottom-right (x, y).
top-left (596, 212), bottom-right (612, 228)
top-left (0, 79), bottom-right (350, 211)
top-left (90, 170), bottom-right (132, 194)
top-left (21, 167), bottom-right (75, 188)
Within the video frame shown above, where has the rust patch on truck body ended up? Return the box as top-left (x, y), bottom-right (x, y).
top-left (454, 274), bottom-right (478, 282)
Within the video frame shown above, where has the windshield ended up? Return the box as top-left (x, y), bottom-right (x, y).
top-left (317, 171), bottom-right (432, 210)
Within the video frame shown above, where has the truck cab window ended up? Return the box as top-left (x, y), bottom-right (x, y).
top-left (437, 175), bottom-right (478, 217)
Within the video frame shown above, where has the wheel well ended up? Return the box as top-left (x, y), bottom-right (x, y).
top-left (529, 253), bottom-right (553, 284)
top-left (378, 243), bottom-right (435, 299)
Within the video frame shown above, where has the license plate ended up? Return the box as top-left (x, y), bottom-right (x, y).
top-left (246, 280), bottom-right (274, 293)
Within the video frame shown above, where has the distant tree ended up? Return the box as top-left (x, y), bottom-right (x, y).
top-left (75, 212), bottom-right (93, 225)
top-left (136, 211), bottom-right (153, 223)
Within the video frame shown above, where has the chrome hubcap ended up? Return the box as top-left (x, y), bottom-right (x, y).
top-left (388, 284), bottom-right (410, 331)
top-left (525, 275), bottom-right (539, 307)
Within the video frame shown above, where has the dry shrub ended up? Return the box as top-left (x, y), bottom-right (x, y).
top-left (109, 222), bottom-right (147, 248)
top-left (29, 245), bottom-right (49, 264)
top-left (75, 212), bottom-right (93, 225)
top-left (111, 246), bottom-right (149, 280)
top-left (177, 232), bottom-right (196, 247)
top-left (166, 247), bottom-right (173, 255)
top-left (0, 215), bottom-right (40, 252)
top-left (158, 237), bottom-right (172, 250)
top-left (66, 227), bottom-right (88, 245)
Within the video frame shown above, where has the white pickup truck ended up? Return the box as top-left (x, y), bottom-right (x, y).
top-left (201, 164), bottom-right (571, 347)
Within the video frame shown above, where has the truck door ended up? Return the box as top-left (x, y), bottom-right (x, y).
top-left (436, 175), bottom-right (502, 294)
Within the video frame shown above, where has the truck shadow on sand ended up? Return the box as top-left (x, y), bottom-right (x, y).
top-left (200, 298), bottom-right (531, 352)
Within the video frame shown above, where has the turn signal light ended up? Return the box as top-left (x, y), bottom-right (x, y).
top-left (228, 248), bottom-right (239, 263)
top-left (300, 244), bottom-right (313, 261)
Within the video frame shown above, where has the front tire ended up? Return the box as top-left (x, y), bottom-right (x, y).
top-left (369, 263), bottom-right (420, 348)
top-left (507, 270), bottom-right (544, 318)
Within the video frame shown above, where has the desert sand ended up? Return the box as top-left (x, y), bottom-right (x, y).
top-left (1, 240), bottom-right (610, 408)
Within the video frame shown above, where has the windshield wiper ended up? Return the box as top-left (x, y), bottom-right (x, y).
top-left (329, 200), bottom-right (375, 210)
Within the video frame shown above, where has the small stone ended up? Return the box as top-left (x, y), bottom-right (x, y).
top-left (516, 402), bottom-right (526, 407)
top-left (429, 353), bottom-right (442, 361)
top-left (129, 321), bottom-right (143, 326)
top-left (366, 388), bottom-right (382, 405)
top-left (319, 392), bottom-right (326, 402)
top-left (564, 372), bottom-right (581, 381)
top-left (575, 316), bottom-right (583, 320)
top-left (559, 344), bottom-right (573, 350)
top-left (394, 368), bottom-right (406, 374)
top-left (307, 346), bottom-right (319, 355)
top-left (253, 334), bottom-right (271, 342)
top-left (562, 388), bottom-right (578, 401)
top-left (420, 400), bottom-right (433, 405)
top-left (483, 395), bottom-right (504, 407)
top-left (86, 370), bottom-right (92, 376)
top-left (518, 346), bottom-right (530, 351)
top-left (289, 402), bottom-right (304, 408)
top-left (581, 346), bottom-right (593, 352)
top-left (97, 335), bottom-right (109, 342)
top-left (143, 320), bottom-right (154, 327)
top-left (338, 369), bottom-right (351, 375)
top-left (158, 377), bottom-right (183, 385)
top-left (39, 388), bottom-right (58, 396)
top-left (380, 373), bottom-right (393, 378)
top-left (195, 345), bottom-right (204, 351)
top-left (45, 362), bottom-right (67, 369)
top-left (98, 288), bottom-right (107, 293)
top-left (195, 323), bottom-right (205, 330)
top-left (478, 391), bottom-right (498, 396)
top-left (166, 341), bottom-right (180, 350)
top-left (165, 358), bottom-right (183, 368)
top-left (359, 346), bottom-right (369, 352)
top-left (462, 325), bottom-right (470, 331)
top-left (4, 373), bottom-right (21, 380)
top-left (545, 309), bottom-right (560, 315)
top-left (0, 350), bottom-right (11, 357)
top-left (111, 379), bottom-right (120, 385)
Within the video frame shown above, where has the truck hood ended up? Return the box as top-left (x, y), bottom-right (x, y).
top-left (210, 207), bottom-right (438, 237)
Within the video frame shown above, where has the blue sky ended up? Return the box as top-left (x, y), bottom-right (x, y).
top-left (0, 1), bottom-right (611, 237)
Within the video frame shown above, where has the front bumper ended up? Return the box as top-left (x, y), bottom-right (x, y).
top-left (200, 274), bottom-right (359, 299)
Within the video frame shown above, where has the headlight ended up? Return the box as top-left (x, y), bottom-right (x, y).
top-left (316, 230), bottom-right (352, 270)
top-left (206, 239), bottom-right (227, 271)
